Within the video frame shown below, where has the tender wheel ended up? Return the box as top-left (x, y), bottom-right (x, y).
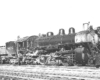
top-left (39, 56), bottom-right (47, 65)
top-left (95, 54), bottom-right (100, 68)
top-left (62, 62), bottom-right (69, 66)
top-left (55, 59), bottom-right (62, 66)
top-left (62, 58), bottom-right (74, 66)
top-left (96, 65), bottom-right (100, 68)
top-left (82, 61), bottom-right (86, 66)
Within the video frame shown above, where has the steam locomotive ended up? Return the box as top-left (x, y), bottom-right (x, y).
top-left (3, 23), bottom-right (100, 68)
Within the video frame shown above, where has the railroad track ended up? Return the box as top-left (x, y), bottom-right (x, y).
top-left (0, 65), bottom-right (100, 80)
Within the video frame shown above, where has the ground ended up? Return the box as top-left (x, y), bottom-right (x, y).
top-left (0, 65), bottom-right (99, 80)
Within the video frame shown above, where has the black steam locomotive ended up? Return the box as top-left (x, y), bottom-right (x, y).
top-left (3, 23), bottom-right (100, 68)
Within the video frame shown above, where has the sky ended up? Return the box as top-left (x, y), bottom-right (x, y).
top-left (0, 0), bottom-right (100, 45)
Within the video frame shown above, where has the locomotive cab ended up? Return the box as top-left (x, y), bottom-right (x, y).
top-left (75, 26), bottom-right (99, 45)
top-left (75, 25), bottom-right (100, 66)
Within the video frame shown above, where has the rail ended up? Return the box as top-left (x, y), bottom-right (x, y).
top-left (0, 65), bottom-right (99, 80)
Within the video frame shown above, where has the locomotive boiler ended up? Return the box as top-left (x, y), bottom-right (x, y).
top-left (4, 23), bottom-right (100, 68)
